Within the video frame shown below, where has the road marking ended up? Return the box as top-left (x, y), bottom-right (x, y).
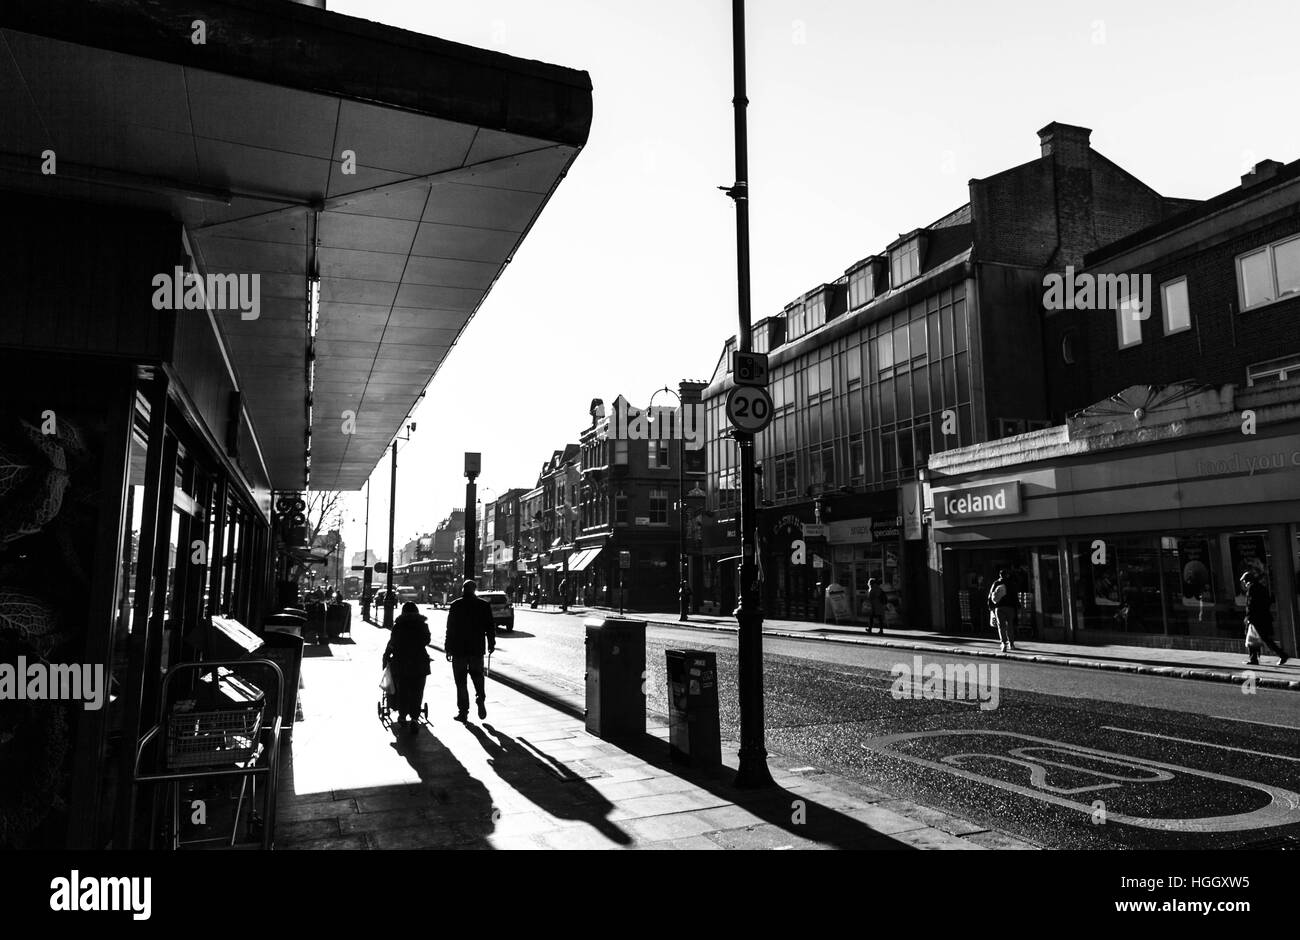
top-left (1211, 715), bottom-right (1300, 732)
top-left (1101, 726), bottom-right (1300, 764)
top-left (861, 730), bottom-right (1300, 832)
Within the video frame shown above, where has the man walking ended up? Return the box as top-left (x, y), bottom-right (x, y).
top-left (445, 579), bottom-right (497, 721)
top-left (1241, 569), bottom-right (1289, 666)
top-left (988, 568), bottom-right (1019, 652)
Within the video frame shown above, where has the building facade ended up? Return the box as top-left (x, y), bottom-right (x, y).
top-left (701, 122), bottom-right (1195, 627)
top-left (927, 153), bottom-right (1300, 650)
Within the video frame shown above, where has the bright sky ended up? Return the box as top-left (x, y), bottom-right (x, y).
top-left (328, 0), bottom-right (1300, 562)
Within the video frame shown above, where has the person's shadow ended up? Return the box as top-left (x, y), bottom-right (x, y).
top-left (386, 724), bottom-right (498, 849)
top-left (464, 722), bottom-right (631, 847)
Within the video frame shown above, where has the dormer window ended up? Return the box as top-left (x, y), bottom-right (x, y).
top-left (848, 262), bottom-right (876, 310)
top-left (890, 238), bottom-right (921, 287)
top-left (805, 292), bottom-right (827, 331)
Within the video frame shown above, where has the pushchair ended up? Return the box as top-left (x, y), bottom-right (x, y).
top-left (375, 666), bottom-right (428, 726)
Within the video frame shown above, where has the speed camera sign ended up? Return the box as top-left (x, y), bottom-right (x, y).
top-left (726, 385), bottom-right (774, 432)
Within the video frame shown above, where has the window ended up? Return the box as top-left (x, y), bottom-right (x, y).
top-left (890, 239), bottom-right (920, 286)
top-left (788, 304), bottom-right (807, 339)
top-left (805, 294), bottom-right (827, 331)
top-left (615, 492), bottom-right (628, 524)
top-left (1247, 354), bottom-right (1300, 386)
top-left (848, 265), bottom-right (875, 309)
top-left (775, 455), bottom-right (798, 499)
top-left (1061, 329), bottom-right (1078, 365)
top-left (648, 440), bottom-right (669, 469)
top-left (849, 438), bottom-right (866, 485)
top-left (1116, 295), bottom-right (1143, 348)
top-left (614, 440), bottom-right (628, 464)
top-left (649, 489), bottom-right (668, 524)
top-left (1161, 277), bottom-right (1191, 334)
top-left (812, 443), bottom-right (835, 488)
top-left (846, 347), bottom-right (861, 385)
top-left (1237, 235), bottom-right (1300, 311)
top-left (752, 321), bottom-right (770, 354)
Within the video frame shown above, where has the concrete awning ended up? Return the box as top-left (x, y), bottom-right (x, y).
top-left (0, 0), bottom-right (591, 491)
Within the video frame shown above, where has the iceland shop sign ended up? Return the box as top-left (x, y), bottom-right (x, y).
top-left (934, 482), bottom-right (1023, 522)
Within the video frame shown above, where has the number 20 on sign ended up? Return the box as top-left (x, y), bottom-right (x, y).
top-left (726, 385), bottom-right (774, 433)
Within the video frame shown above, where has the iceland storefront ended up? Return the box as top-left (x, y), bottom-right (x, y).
top-left (924, 382), bottom-right (1300, 654)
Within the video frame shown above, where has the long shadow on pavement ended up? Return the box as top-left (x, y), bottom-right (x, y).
top-left (463, 721), bottom-right (632, 847)
top-left (617, 733), bottom-right (914, 850)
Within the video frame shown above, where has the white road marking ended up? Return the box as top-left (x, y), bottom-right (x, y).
top-left (861, 730), bottom-right (1300, 832)
top-left (1210, 715), bottom-right (1300, 732)
top-left (1101, 726), bottom-right (1300, 763)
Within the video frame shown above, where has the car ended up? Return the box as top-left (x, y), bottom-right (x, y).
top-left (395, 585), bottom-right (419, 605)
top-left (479, 591), bottom-right (515, 631)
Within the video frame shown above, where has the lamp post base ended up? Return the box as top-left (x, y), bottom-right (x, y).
top-left (734, 748), bottom-right (775, 789)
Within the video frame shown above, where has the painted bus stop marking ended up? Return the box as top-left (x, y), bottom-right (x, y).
top-left (1101, 726), bottom-right (1300, 764)
top-left (861, 730), bottom-right (1300, 833)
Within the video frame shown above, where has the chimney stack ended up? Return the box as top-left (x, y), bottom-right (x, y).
top-left (1038, 122), bottom-right (1093, 166)
top-left (1242, 159), bottom-right (1283, 188)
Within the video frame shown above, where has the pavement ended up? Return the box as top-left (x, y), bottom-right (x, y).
top-left (532, 604), bottom-right (1299, 691)
top-left (274, 612), bottom-right (1038, 850)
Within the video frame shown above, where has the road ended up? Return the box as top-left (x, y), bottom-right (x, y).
top-left (410, 603), bottom-right (1300, 850)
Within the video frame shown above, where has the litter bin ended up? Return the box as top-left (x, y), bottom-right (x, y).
top-left (584, 617), bottom-right (646, 740)
top-left (666, 649), bottom-right (720, 768)
top-left (260, 627), bottom-right (305, 735)
top-left (325, 601), bottom-right (351, 640)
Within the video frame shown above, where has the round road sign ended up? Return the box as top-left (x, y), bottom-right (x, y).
top-left (726, 385), bottom-right (774, 432)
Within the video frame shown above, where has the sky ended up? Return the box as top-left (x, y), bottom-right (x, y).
top-left (326, 0), bottom-right (1300, 563)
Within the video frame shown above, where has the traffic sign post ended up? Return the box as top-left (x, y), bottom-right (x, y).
top-left (732, 350), bottom-right (769, 387)
top-left (726, 385), bottom-right (774, 433)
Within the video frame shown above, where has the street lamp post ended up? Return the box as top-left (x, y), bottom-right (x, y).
top-left (464, 453), bottom-right (481, 582)
top-left (385, 421), bottom-right (416, 630)
top-left (724, 0), bottom-right (773, 789)
top-left (650, 386), bottom-right (689, 623)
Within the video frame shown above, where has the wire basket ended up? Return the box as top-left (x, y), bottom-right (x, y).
top-left (166, 707), bottom-right (263, 769)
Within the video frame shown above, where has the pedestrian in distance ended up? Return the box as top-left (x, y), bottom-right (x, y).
top-left (866, 578), bottom-right (888, 635)
top-left (383, 602), bottom-right (431, 735)
top-left (1241, 569), bottom-right (1289, 666)
top-left (988, 568), bottom-right (1019, 652)
top-left (445, 579), bottom-right (497, 721)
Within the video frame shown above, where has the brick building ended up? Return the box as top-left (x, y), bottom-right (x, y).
top-left (928, 152), bottom-right (1300, 652)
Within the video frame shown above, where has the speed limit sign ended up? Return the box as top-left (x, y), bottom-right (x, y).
top-left (726, 385), bottom-right (774, 432)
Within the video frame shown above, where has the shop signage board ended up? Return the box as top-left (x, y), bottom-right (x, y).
top-left (802, 523), bottom-right (826, 539)
top-left (933, 482), bottom-right (1022, 521)
top-left (901, 482), bottom-right (923, 541)
top-left (827, 517), bottom-right (872, 545)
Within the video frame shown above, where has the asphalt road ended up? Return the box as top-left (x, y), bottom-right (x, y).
top-left (413, 603), bottom-right (1300, 850)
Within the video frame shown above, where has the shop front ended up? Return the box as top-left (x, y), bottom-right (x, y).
top-left (927, 383), bottom-right (1300, 653)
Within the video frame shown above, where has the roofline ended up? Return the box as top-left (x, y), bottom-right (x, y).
top-left (0, 0), bottom-right (593, 147)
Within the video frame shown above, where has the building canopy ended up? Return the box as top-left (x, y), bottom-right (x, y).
top-left (0, 0), bottom-right (592, 490)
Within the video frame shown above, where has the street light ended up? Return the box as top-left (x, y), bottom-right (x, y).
top-left (384, 420), bottom-right (416, 630)
top-left (649, 386), bottom-right (689, 622)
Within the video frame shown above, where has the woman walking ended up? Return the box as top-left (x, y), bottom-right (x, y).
top-left (866, 578), bottom-right (888, 635)
top-left (383, 602), bottom-right (432, 735)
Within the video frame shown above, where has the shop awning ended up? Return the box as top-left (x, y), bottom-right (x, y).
top-left (0, 0), bottom-right (591, 492)
top-left (568, 546), bottom-right (604, 572)
top-left (543, 563), bottom-right (563, 572)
